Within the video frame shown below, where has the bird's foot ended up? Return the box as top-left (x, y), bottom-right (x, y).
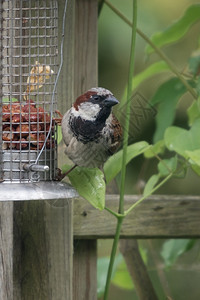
top-left (55, 165), bottom-right (77, 181)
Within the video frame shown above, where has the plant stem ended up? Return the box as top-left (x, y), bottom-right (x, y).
top-left (104, 173), bottom-right (174, 299)
top-left (125, 172), bottom-right (173, 215)
top-left (105, 0), bottom-right (197, 99)
top-left (103, 1), bottom-right (137, 299)
top-left (105, 206), bottom-right (122, 218)
top-left (103, 217), bottom-right (124, 300)
top-left (119, 0), bottom-right (137, 215)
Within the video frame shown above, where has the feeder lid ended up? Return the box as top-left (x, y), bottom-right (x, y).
top-left (0, 181), bottom-right (78, 201)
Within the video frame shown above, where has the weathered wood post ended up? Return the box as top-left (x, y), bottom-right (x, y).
top-left (0, 202), bottom-right (13, 300)
top-left (12, 0), bottom-right (77, 299)
top-left (0, 0), bottom-right (76, 299)
top-left (73, 1), bottom-right (98, 299)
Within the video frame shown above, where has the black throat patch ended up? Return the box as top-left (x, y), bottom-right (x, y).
top-left (69, 115), bottom-right (105, 144)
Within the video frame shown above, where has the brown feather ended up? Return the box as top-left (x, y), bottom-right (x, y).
top-left (109, 114), bottom-right (122, 154)
top-left (73, 91), bottom-right (96, 110)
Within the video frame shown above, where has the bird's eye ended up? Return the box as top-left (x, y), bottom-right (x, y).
top-left (93, 95), bottom-right (100, 101)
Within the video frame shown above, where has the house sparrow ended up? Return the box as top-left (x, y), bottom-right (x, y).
top-left (61, 87), bottom-right (122, 172)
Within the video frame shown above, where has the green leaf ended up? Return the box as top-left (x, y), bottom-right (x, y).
top-left (120, 61), bottom-right (170, 108)
top-left (187, 101), bottom-right (200, 126)
top-left (134, 61), bottom-right (170, 89)
top-left (62, 164), bottom-right (105, 210)
top-left (144, 140), bottom-right (165, 158)
top-left (188, 49), bottom-right (200, 76)
top-left (150, 77), bottom-right (187, 142)
top-left (104, 141), bottom-right (150, 183)
top-left (112, 246), bottom-right (147, 290)
top-left (157, 156), bottom-right (177, 177)
top-left (57, 125), bottom-right (63, 144)
top-left (161, 239), bottom-right (196, 268)
top-left (164, 118), bottom-right (200, 158)
top-left (191, 164), bottom-right (200, 176)
top-left (2, 97), bottom-right (18, 103)
top-left (146, 4), bottom-right (200, 54)
top-left (185, 149), bottom-right (200, 166)
top-left (112, 260), bottom-right (134, 290)
top-left (196, 77), bottom-right (200, 96)
top-left (97, 254), bottom-right (123, 298)
top-left (143, 174), bottom-right (160, 197)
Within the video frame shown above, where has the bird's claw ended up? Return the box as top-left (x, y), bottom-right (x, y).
top-left (55, 168), bottom-right (65, 181)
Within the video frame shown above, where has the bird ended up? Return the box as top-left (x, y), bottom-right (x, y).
top-left (60, 87), bottom-right (122, 177)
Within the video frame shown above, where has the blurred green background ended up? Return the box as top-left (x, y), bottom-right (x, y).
top-left (98, 1), bottom-right (200, 299)
top-left (99, 0), bottom-right (200, 196)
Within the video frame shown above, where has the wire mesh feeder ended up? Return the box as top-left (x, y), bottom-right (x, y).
top-left (0, 0), bottom-right (59, 182)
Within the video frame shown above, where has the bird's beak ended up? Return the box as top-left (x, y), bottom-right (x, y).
top-left (104, 95), bottom-right (119, 107)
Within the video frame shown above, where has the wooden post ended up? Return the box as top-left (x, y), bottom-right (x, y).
top-left (73, 240), bottom-right (97, 300)
top-left (13, 0), bottom-right (75, 299)
top-left (74, 0), bottom-right (98, 99)
top-left (0, 202), bottom-right (13, 300)
top-left (0, 2), bottom-right (13, 300)
top-left (13, 200), bottom-right (73, 300)
top-left (73, 0), bottom-right (98, 299)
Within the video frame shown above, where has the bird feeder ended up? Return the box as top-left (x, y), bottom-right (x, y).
top-left (0, 0), bottom-right (59, 183)
top-left (0, 0), bottom-right (77, 201)
top-left (0, 1), bottom-right (98, 299)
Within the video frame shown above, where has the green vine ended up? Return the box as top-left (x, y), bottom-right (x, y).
top-left (103, 1), bottom-right (137, 298)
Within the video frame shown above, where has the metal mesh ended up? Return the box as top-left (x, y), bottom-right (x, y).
top-left (0, 0), bottom-right (58, 182)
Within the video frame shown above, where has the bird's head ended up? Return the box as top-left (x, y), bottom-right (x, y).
top-left (73, 87), bottom-right (119, 122)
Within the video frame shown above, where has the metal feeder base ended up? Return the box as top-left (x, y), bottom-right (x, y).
top-left (0, 181), bottom-right (78, 202)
